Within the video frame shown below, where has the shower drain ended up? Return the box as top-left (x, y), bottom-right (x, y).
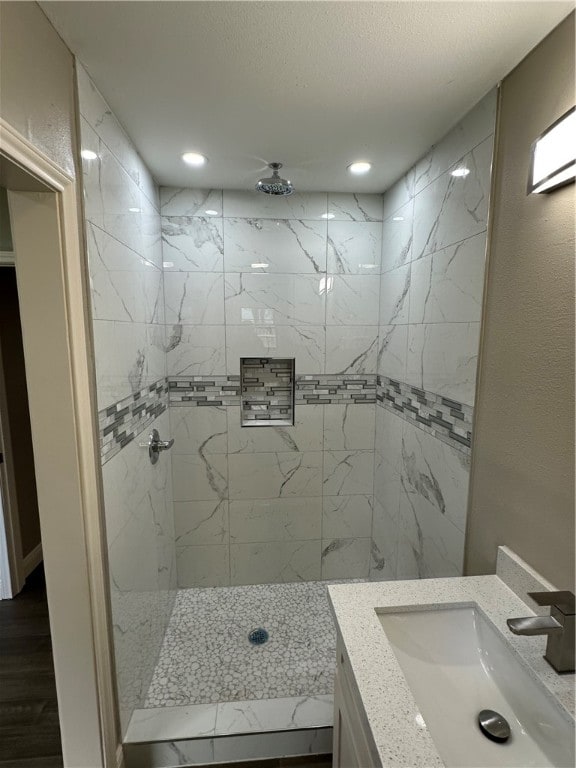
top-left (248, 628), bottom-right (269, 646)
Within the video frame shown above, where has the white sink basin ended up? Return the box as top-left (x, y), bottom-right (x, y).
top-left (378, 606), bottom-right (575, 768)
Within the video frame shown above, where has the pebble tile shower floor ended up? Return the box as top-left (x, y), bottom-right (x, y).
top-left (144, 580), bottom-right (353, 708)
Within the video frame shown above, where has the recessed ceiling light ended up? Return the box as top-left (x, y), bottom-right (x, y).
top-left (251, 263), bottom-right (269, 269)
top-left (205, 209), bottom-right (219, 216)
top-left (129, 207), bottom-right (141, 213)
top-left (348, 161), bottom-right (371, 175)
top-left (81, 149), bottom-right (98, 160)
top-left (182, 152), bottom-right (207, 167)
top-left (322, 213), bottom-right (335, 220)
top-left (392, 216), bottom-right (404, 221)
top-left (451, 167), bottom-right (470, 178)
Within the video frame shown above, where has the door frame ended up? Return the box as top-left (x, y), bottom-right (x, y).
top-left (0, 117), bottom-right (121, 767)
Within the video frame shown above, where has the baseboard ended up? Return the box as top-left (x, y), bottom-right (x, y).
top-left (22, 542), bottom-right (42, 577)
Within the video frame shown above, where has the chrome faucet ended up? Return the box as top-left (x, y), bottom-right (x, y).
top-left (507, 591), bottom-right (575, 674)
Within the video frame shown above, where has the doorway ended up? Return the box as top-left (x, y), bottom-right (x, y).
top-left (0, 244), bottom-right (62, 764)
top-left (0, 124), bottom-right (118, 767)
top-left (0, 256), bottom-right (42, 598)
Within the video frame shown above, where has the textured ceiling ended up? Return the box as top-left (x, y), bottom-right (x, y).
top-left (41, 1), bottom-right (573, 192)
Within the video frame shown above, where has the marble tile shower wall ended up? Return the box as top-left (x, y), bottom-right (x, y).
top-left (77, 64), bottom-right (176, 737)
top-left (160, 188), bottom-right (383, 587)
top-left (372, 90), bottom-right (497, 582)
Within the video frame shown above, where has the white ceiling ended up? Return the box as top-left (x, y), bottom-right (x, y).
top-left (41, 1), bottom-right (573, 192)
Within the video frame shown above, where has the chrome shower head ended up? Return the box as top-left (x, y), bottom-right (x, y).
top-left (255, 162), bottom-right (294, 196)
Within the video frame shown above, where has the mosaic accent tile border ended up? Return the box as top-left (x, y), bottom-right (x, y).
top-left (99, 379), bottom-right (168, 464)
top-left (295, 374), bottom-right (377, 404)
top-left (169, 374), bottom-right (377, 407)
top-left (169, 376), bottom-right (241, 406)
top-left (377, 375), bottom-right (473, 454)
top-left (99, 373), bottom-right (469, 461)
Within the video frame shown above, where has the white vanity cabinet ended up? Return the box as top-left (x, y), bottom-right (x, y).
top-left (332, 633), bottom-right (381, 768)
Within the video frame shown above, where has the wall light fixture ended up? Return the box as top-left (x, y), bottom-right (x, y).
top-left (529, 106), bottom-right (575, 194)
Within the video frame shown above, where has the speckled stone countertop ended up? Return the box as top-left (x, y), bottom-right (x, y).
top-left (328, 552), bottom-right (575, 768)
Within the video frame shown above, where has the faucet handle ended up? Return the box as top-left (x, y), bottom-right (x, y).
top-left (528, 591), bottom-right (576, 615)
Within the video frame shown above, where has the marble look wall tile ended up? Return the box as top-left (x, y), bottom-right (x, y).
top-left (92, 320), bottom-right (165, 409)
top-left (176, 545), bottom-right (230, 588)
top-left (227, 405), bottom-right (323, 453)
top-left (408, 232), bottom-right (486, 324)
top-left (325, 326), bottom-right (378, 375)
top-left (370, 499), bottom-right (398, 581)
top-left (161, 188), bottom-right (223, 217)
top-left (397, 474), bottom-right (465, 579)
top-left (86, 221), bottom-right (155, 272)
top-left (140, 195), bottom-right (163, 271)
top-left (414, 89), bottom-right (497, 194)
top-left (226, 325), bottom-right (325, 374)
top-left (164, 272), bottom-right (225, 325)
top-left (406, 322), bottom-right (481, 406)
top-left (323, 404), bottom-right (376, 451)
top-left (102, 414), bottom-right (172, 547)
top-left (224, 273), bottom-right (325, 326)
top-left (375, 405), bottom-right (404, 473)
top-left (373, 449), bottom-right (402, 517)
top-left (170, 406), bottom-right (228, 455)
top-left (174, 500), bottom-right (229, 546)
top-left (323, 450), bottom-right (374, 496)
top-left (223, 218), bottom-right (327, 274)
top-left (77, 64), bottom-right (159, 210)
top-left (321, 537), bottom-right (371, 579)
top-left (229, 498), bottom-right (322, 543)
top-left (325, 275), bottom-right (380, 326)
top-left (228, 452), bottom-right (323, 499)
top-left (89, 254), bottom-right (163, 325)
top-left (161, 217), bottom-right (224, 272)
top-left (172, 454), bottom-right (228, 501)
top-left (223, 190), bottom-right (328, 220)
top-left (230, 540), bottom-right (321, 585)
top-left (327, 193), bottom-right (383, 222)
top-left (377, 324), bottom-right (408, 381)
top-left (166, 325), bottom-right (226, 377)
top-left (327, 221), bottom-right (382, 274)
top-left (381, 200), bottom-right (414, 273)
top-left (88, 140), bottom-right (145, 253)
top-left (322, 495), bottom-right (373, 539)
top-left (379, 264), bottom-right (411, 325)
top-left (382, 167), bottom-right (415, 219)
top-left (105, 420), bottom-right (175, 731)
top-left (401, 420), bottom-right (470, 534)
top-left (412, 136), bottom-right (493, 261)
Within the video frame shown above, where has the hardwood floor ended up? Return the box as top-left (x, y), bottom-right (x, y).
top-left (0, 565), bottom-right (63, 767)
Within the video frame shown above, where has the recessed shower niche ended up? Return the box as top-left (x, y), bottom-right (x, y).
top-left (240, 357), bottom-right (295, 427)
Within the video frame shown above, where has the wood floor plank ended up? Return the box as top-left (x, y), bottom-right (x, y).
top-left (0, 566), bottom-right (62, 764)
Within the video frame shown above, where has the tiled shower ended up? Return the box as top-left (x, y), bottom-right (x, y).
top-left (76, 59), bottom-right (496, 754)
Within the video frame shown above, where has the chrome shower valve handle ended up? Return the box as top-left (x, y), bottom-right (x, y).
top-left (139, 428), bottom-right (174, 464)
